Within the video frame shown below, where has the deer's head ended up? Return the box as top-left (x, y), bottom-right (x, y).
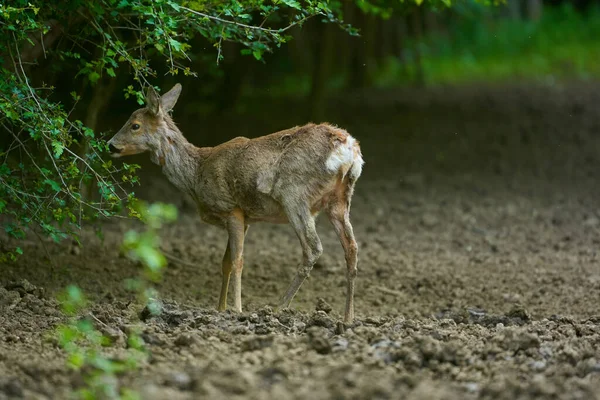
top-left (108, 83), bottom-right (182, 161)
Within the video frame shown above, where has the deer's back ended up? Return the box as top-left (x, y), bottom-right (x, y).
top-left (195, 123), bottom-right (361, 224)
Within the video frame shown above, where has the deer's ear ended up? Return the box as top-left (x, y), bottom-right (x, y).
top-left (161, 83), bottom-right (182, 113)
top-left (145, 86), bottom-right (161, 116)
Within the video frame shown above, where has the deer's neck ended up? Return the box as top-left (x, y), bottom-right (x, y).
top-left (151, 124), bottom-right (206, 196)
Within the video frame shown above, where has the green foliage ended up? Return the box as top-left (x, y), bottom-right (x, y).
top-left (0, 0), bottom-right (346, 254)
top-left (375, 3), bottom-right (600, 86)
top-left (0, 0), bottom-right (492, 257)
top-left (121, 202), bottom-right (178, 316)
top-left (355, 0), bottom-right (503, 18)
top-left (55, 203), bottom-right (175, 399)
top-left (56, 285), bottom-right (146, 399)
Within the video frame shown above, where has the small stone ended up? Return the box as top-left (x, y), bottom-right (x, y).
top-left (231, 325), bottom-right (250, 335)
top-left (365, 316), bottom-right (383, 325)
top-left (140, 332), bottom-right (165, 346)
top-left (120, 324), bottom-right (141, 335)
top-left (140, 300), bottom-right (163, 321)
top-left (577, 358), bottom-right (600, 375)
top-left (308, 310), bottom-right (334, 329)
top-left (0, 288), bottom-right (21, 309)
top-left (540, 345), bottom-right (553, 358)
top-left (174, 333), bottom-right (196, 347)
top-left (255, 324), bottom-right (272, 335)
top-left (101, 327), bottom-right (123, 344)
top-left (465, 382), bottom-right (479, 393)
top-left (2, 379), bottom-right (23, 397)
top-left (421, 213), bottom-right (439, 228)
top-left (293, 321), bottom-right (306, 333)
top-left (584, 217), bottom-right (599, 227)
top-left (335, 321), bottom-right (346, 335)
top-left (257, 306), bottom-right (274, 316)
top-left (506, 305), bottom-right (531, 322)
top-left (503, 293), bottom-right (521, 303)
top-left (241, 335), bottom-right (274, 352)
top-left (315, 298), bottom-right (332, 314)
top-left (401, 173), bottom-right (425, 188)
top-left (259, 367), bottom-right (287, 386)
top-left (307, 326), bottom-right (332, 355)
top-left (530, 360), bottom-right (547, 371)
top-left (164, 371), bottom-right (192, 390)
top-left (5, 335), bottom-right (19, 343)
top-left (43, 307), bottom-right (58, 316)
top-left (311, 337), bottom-right (331, 354)
top-left (498, 329), bottom-right (540, 352)
top-left (332, 337), bottom-right (349, 352)
top-left (70, 241), bottom-right (81, 256)
top-left (5, 279), bottom-right (36, 297)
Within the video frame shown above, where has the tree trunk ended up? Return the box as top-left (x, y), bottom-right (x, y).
top-left (379, 17), bottom-right (400, 62)
top-left (287, 23), bottom-right (312, 73)
top-left (506, 0), bottom-right (522, 20)
top-left (394, 16), bottom-right (410, 80)
top-left (363, 14), bottom-right (377, 78)
top-left (393, 17), bottom-right (407, 58)
top-left (308, 23), bottom-right (335, 122)
top-left (526, 0), bottom-right (543, 21)
top-left (347, 11), bottom-right (377, 89)
top-left (347, 10), bottom-right (367, 88)
top-left (81, 77), bottom-right (117, 203)
top-left (409, 8), bottom-right (425, 87)
top-left (424, 10), bottom-right (438, 34)
top-left (216, 43), bottom-right (253, 114)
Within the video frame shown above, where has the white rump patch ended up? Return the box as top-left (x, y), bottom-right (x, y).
top-left (350, 151), bottom-right (364, 179)
top-left (325, 135), bottom-right (363, 179)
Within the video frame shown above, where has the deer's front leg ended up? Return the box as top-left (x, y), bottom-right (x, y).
top-left (218, 240), bottom-right (232, 311)
top-left (227, 209), bottom-right (247, 313)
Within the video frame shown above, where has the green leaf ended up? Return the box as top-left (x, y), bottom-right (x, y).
top-left (281, 0), bottom-right (302, 10)
top-left (44, 179), bottom-right (61, 192)
top-left (88, 71), bottom-right (100, 83)
top-left (168, 38), bottom-right (183, 52)
top-left (58, 285), bottom-right (87, 315)
top-left (51, 141), bottom-right (64, 158)
top-left (106, 68), bottom-right (116, 77)
top-left (68, 351), bottom-right (86, 369)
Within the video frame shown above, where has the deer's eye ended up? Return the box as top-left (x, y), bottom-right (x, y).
top-left (131, 123), bottom-right (141, 131)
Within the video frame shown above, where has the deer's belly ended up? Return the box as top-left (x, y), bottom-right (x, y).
top-left (243, 197), bottom-right (288, 224)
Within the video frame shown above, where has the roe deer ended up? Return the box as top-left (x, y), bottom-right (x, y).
top-left (108, 84), bottom-right (364, 323)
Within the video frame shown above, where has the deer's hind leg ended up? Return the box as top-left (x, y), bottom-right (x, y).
top-left (278, 203), bottom-right (323, 309)
top-left (218, 209), bottom-right (247, 313)
top-left (327, 178), bottom-right (358, 323)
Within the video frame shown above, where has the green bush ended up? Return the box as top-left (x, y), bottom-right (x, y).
top-left (55, 202), bottom-right (177, 399)
top-left (375, 3), bottom-right (600, 86)
top-left (0, 0), bottom-right (345, 256)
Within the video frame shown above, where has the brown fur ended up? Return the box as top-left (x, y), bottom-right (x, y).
top-left (108, 84), bottom-right (364, 322)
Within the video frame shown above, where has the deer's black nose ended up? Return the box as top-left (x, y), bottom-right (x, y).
top-left (108, 143), bottom-right (121, 154)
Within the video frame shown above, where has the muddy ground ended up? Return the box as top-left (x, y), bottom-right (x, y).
top-left (2, 82), bottom-right (600, 399)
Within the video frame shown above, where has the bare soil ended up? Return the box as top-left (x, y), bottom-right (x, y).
top-left (2, 82), bottom-right (600, 399)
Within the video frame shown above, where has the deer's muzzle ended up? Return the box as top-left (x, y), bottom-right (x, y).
top-left (108, 143), bottom-right (122, 155)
